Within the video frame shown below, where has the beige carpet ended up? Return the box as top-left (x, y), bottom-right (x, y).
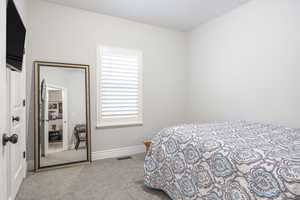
top-left (40, 148), bottom-right (87, 167)
top-left (17, 153), bottom-right (170, 200)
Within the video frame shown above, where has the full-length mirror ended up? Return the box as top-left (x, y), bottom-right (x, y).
top-left (34, 61), bottom-right (91, 171)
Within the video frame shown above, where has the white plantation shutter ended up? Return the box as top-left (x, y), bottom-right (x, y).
top-left (97, 46), bottom-right (143, 127)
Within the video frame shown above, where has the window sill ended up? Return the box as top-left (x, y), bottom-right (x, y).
top-left (96, 122), bottom-right (143, 129)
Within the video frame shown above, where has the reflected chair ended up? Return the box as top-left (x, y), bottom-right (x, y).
top-left (74, 124), bottom-right (86, 150)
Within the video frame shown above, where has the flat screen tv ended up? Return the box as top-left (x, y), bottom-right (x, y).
top-left (6, 0), bottom-right (26, 71)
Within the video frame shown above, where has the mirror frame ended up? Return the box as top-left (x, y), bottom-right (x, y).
top-left (34, 61), bottom-right (91, 172)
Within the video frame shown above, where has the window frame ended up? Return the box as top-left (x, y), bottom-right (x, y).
top-left (96, 45), bottom-right (143, 128)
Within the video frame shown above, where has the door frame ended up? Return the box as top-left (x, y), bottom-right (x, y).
top-left (44, 84), bottom-right (68, 155)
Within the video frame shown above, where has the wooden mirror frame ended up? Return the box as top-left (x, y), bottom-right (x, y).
top-left (34, 61), bottom-right (91, 172)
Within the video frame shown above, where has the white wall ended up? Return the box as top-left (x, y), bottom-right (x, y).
top-left (188, 0), bottom-right (300, 127)
top-left (26, 0), bottom-right (188, 160)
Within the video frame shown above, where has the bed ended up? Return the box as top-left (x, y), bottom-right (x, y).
top-left (144, 121), bottom-right (300, 200)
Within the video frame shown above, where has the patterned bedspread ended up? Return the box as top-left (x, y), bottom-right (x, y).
top-left (144, 121), bottom-right (300, 200)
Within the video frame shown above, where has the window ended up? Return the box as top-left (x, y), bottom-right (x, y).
top-left (97, 46), bottom-right (143, 127)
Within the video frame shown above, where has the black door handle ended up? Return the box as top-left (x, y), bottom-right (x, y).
top-left (12, 116), bottom-right (20, 122)
top-left (2, 134), bottom-right (18, 146)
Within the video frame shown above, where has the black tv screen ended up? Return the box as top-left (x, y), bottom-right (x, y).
top-left (6, 0), bottom-right (26, 71)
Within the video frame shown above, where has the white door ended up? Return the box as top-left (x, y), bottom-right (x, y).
top-left (0, 0), bottom-right (8, 199)
top-left (1, 0), bottom-right (26, 199)
top-left (62, 88), bottom-right (68, 151)
top-left (7, 69), bottom-right (27, 200)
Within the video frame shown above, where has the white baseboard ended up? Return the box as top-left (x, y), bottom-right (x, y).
top-left (27, 145), bottom-right (146, 170)
top-left (92, 145), bottom-right (145, 161)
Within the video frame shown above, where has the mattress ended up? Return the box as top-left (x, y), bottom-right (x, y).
top-left (144, 121), bottom-right (300, 200)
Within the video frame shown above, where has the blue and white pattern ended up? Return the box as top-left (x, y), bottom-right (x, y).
top-left (144, 121), bottom-right (300, 199)
top-left (210, 153), bottom-right (234, 177)
top-left (248, 168), bottom-right (281, 198)
top-left (183, 144), bottom-right (201, 165)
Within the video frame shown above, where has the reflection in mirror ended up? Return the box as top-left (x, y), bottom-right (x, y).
top-left (35, 62), bottom-right (91, 170)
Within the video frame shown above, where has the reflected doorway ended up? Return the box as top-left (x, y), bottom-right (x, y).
top-left (42, 85), bottom-right (68, 156)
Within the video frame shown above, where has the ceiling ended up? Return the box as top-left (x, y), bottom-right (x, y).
top-left (45, 0), bottom-right (250, 31)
